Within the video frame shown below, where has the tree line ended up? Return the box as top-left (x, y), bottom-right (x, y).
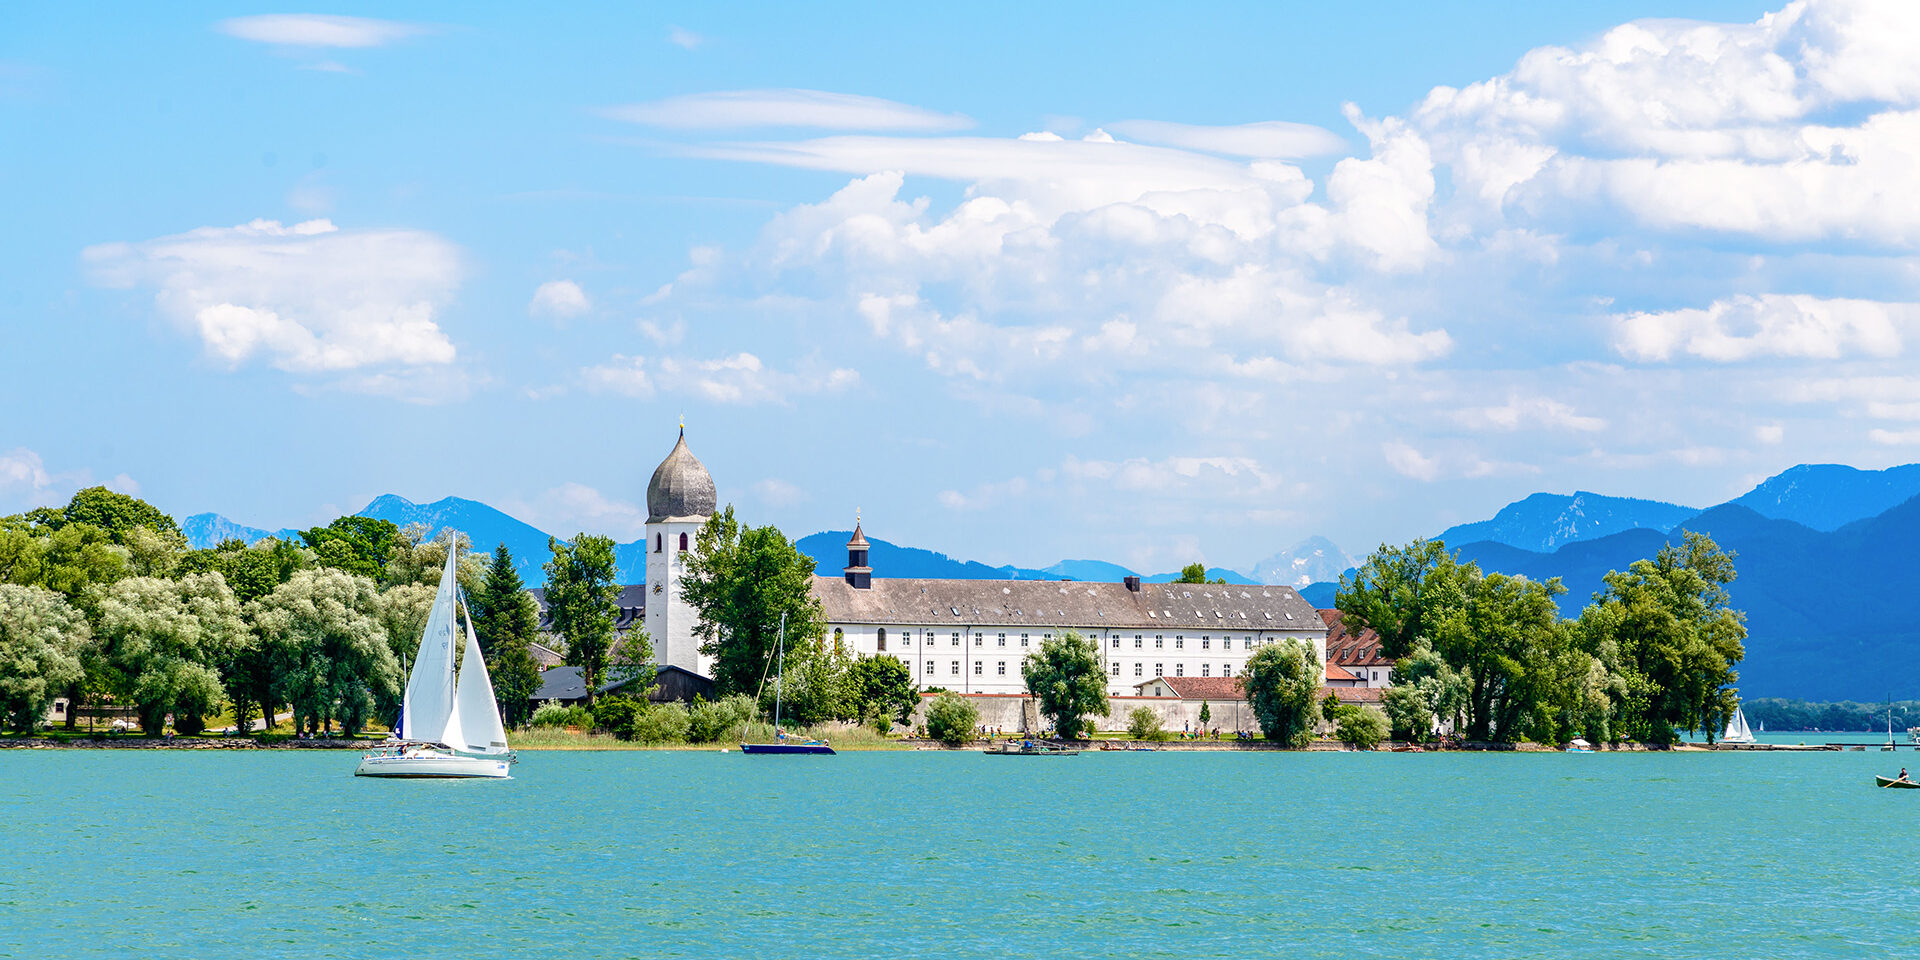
top-left (0, 487), bottom-right (559, 736)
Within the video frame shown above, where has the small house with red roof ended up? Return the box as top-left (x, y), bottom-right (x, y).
top-left (1320, 609), bottom-right (1395, 688)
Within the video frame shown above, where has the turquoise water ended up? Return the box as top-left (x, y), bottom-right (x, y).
top-left (4, 749), bottom-right (1918, 959)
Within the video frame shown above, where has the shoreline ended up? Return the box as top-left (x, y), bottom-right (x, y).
top-left (0, 735), bottom-right (1859, 752)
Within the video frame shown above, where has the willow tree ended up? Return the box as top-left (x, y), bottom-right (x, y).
top-left (91, 572), bottom-right (246, 735)
top-left (1021, 631), bottom-right (1109, 739)
top-left (1242, 640), bottom-right (1322, 746)
top-left (0, 584), bottom-right (90, 732)
top-left (250, 568), bottom-right (398, 736)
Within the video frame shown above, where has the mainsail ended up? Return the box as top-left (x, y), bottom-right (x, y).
top-left (453, 594), bottom-right (510, 754)
top-left (400, 547), bottom-right (461, 744)
top-left (1722, 706), bottom-right (1755, 744)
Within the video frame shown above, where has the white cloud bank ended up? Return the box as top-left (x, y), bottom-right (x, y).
top-left (217, 15), bottom-right (430, 48)
top-left (84, 218), bottom-right (463, 378)
top-left (579, 351), bottom-right (858, 405)
top-left (1615, 294), bottom-right (1912, 362)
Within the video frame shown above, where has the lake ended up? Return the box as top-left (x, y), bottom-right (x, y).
top-left (4, 748), bottom-right (1917, 959)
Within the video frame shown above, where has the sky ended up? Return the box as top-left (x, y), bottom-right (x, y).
top-left (6, 0), bottom-right (1920, 574)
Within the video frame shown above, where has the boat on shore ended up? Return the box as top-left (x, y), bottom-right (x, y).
top-left (984, 739), bottom-right (1078, 756)
top-left (741, 613), bottom-right (835, 756)
top-left (355, 540), bottom-right (513, 780)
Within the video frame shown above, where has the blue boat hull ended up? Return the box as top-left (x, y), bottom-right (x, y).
top-left (740, 742), bottom-right (836, 755)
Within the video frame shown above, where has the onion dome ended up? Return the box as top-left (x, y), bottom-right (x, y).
top-left (646, 427), bottom-right (717, 522)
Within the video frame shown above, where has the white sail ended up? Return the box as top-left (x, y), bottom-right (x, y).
top-left (1722, 706), bottom-right (1755, 744)
top-left (400, 546), bottom-right (461, 745)
top-left (452, 595), bottom-right (510, 754)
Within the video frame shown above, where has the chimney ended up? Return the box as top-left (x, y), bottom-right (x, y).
top-left (1124, 576), bottom-right (1141, 592)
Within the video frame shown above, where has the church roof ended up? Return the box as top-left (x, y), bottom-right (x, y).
top-left (646, 428), bottom-right (717, 522)
top-left (847, 522), bottom-right (869, 549)
top-left (811, 577), bottom-right (1324, 632)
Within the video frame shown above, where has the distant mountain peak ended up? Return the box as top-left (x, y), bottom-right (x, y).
top-left (1730, 463), bottom-right (1920, 531)
top-left (1436, 490), bottom-right (1696, 554)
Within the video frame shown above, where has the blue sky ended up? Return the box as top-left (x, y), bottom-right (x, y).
top-left (7, 0), bottom-right (1918, 574)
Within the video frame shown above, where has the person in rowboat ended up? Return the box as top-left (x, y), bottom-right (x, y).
top-left (1901, 768), bottom-right (1911, 784)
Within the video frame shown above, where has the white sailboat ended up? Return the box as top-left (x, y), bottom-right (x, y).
top-left (1721, 705), bottom-right (1755, 745)
top-left (356, 540), bottom-right (513, 779)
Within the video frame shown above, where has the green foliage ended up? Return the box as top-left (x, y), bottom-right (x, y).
top-left (590, 693), bottom-right (645, 737)
top-left (1336, 538), bottom-right (1458, 661)
top-left (62, 486), bottom-right (179, 542)
top-left (543, 534), bottom-right (621, 703)
top-left (679, 506), bottom-right (826, 696)
top-left (1380, 684), bottom-right (1433, 742)
top-left (0, 519), bottom-right (128, 599)
top-left (379, 526), bottom-right (484, 591)
top-left (1243, 640), bottom-right (1322, 746)
top-left (848, 654), bottom-right (919, 726)
top-left (1020, 630), bottom-right (1109, 739)
top-left (925, 691), bottom-right (979, 746)
top-left (248, 568), bottom-right (399, 736)
top-left (766, 642), bottom-right (853, 727)
top-left (530, 700), bottom-right (593, 728)
top-left (1430, 567), bottom-right (1569, 741)
top-left (299, 516), bottom-right (403, 581)
top-left (1336, 706), bottom-right (1388, 749)
top-left (1578, 532), bottom-right (1745, 744)
top-left (688, 694), bottom-right (757, 743)
top-left (1174, 562), bottom-right (1226, 585)
top-left (470, 544), bottom-right (545, 728)
top-left (178, 537), bottom-right (312, 604)
top-left (1127, 706), bottom-right (1167, 741)
top-left (1199, 700), bottom-right (1212, 726)
top-left (1744, 698), bottom-right (1920, 732)
top-left (91, 572), bottom-right (246, 734)
top-left (0, 585), bottom-right (90, 731)
top-left (623, 701), bottom-right (692, 743)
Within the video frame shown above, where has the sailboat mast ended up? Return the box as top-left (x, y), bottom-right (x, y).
top-left (774, 611), bottom-right (787, 732)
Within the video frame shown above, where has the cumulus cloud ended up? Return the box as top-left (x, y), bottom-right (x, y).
top-left (0, 447), bottom-right (128, 514)
top-left (218, 14), bottom-right (430, 48)
top-left (84, 218), bottom-right (462, 375)
top-left (604, 89), bottom-right (971, 131)
top-left (1614, 294), bottom-right (1911, 362)
top-left (530, 279), bottom-right (591, 319)
top-left (579, 352), bottom-right (858, 405)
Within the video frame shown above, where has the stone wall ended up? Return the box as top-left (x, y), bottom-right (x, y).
top-left (911, 694), bottom-right (1266, 736)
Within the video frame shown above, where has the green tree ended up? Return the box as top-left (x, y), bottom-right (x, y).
top-left (925, 691), bottom-right (979, 746)
top-left (688, 694), bottom-right (757, 743)
top-left (380, 526), bottom-right (484, 591)
top-left (469, 544), bottom-right (545, 728)
top-left (178, 537), bottom-right (312, 603)
top-left (544, 534), bottom-right (621, 705)
top-left (1199, 700), bottom-right (1212, 728)
top-left (766, 642), bottom-right (852, 727)
top-left (0, 519), bottom-right (128, 599)
top-left (679, 506), bottom-right (826, 696)
top-left (91, 572), bottom-right (246, 735)
top-left (1336, 539), bottom-right (1461, 660)
top-left (1336, 706), bottom-right (1388, 749)
top-left (848, 654), bottom-right (919, 726)
top-left (1174, 562), bottom-right (1227, 585)
top-left (1380, 684), bottom-right (1433, 742)
top-left (1127, 705), bottom-right (1167, 741)
top-left (1021, 630), bottom-right (1109, 739)
top-left (1429, 568), bottom-right (1567, 741)
top-left (249, 568), bottom-right (399, 736)
top-left (299, 516), bottom-right (402, 581)
top-left (61, 486), bottom-right (179, 543)
top-left (1242, 640), bottom-right (1322, 746)
top-left (1577, 532), bottom-right (1745, 744)
top-left (0, 585), bottom-right (90, 732)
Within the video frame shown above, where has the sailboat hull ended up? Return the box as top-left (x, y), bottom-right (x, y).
top-left (739, 742), bottom-right (835, 755)
top-left (354, 752), bottom-right (511, 779)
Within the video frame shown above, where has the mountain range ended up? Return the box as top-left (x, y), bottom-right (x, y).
top-left (177, 462), bottom-right (1920, 698)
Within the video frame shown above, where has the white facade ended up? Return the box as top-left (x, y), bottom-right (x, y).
top-left (643, 517), bottom-right (709, 676)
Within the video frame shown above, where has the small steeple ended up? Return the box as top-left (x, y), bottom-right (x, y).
top-left (844, 509), bottom-right (872, 589)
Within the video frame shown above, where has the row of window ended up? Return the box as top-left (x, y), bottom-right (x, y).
top-left (862, 629), bottom-right (1289, 651)
top-left (918, 660), bottom-right (1235, 679)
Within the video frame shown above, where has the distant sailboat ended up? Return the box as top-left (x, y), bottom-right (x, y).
top-left (741, 613), bottom-right (834, 756)
top-left (1722, 706), bottom-right (1755, 745)
top-left (356, 541), bottom-right (513, 779)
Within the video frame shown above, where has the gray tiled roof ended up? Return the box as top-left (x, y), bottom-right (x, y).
top-left (811, 576), bottom-right (1323, 632)
top-left (528, 585), bottom-right (647, 639)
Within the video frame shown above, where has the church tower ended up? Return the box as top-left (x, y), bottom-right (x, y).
top-left (644, 426), bottom-right (716, 677)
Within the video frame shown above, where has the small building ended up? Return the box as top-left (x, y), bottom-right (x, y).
top-left (1131, 675), bottom-right (1259, 735)
top-left (529, 664), bottom-right (713, 707)
top-left (1320, 609), bottom-right (1394, 687)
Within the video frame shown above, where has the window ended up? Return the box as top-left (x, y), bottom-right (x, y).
top-left (1111, 637), bottom-right (1121, 648)
top-left (903, 632), bottom-right (913, 647)
top-left (678, 532), bottom-right (688, 551)
top-left (1175, 636), bottom-right (1184, 649)
top-left (1176, 663), bottom-right (1185, 677)
top-left (833, 628), bottom-right (844, 643)
top-left (654, 533), bottom-right (662, 553)
top-left (1134, 635), bottom-right (1143, 649)
top-left (1154, 663), bottom-right (1164, 677)
top-left (1134, 663), bottom-right (1143, 676)
top-left (876, 627), bottom-right (887, 652)
top-left (997, 633), bottom-right (1006, 647)
top-left (974, 633), bottom-right (983, 647)
top-left (1155, 636), bottom-right (1164, 649)
top-left (1223, 664), bottom-right (1233, 678)
top-left (951, 661), bottom-right (960, 675)
top-left (1111, 663), bottom-right (1121, 676)
top-left (952, 633), bottom-right (961, 646)
top-left (1201, 636), bottom-right (1210, 650)
top-left (974, 662), bottom-right (983, 675)
top-left (926, 660), bottom-right (935, 673)
top-left (1020, 633), bottom-right (1029, 647)
top-left (997, 662), bottom-right (1006, 676)
top-left (1201, 663), bottom-right (1210, 677)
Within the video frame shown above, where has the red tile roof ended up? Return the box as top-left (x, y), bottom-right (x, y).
top-left (1324, 686), bottom-right (1385, 704)
top-left (1326, 661), bottom-right (1358, 682)
top-left (1131, 675), bottom-right (1247, 700)
top-left (1319, 609), bottom-right (1395, 667)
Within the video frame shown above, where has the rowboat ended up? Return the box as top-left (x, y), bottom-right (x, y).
top-left (984, 740), bottom-right (1078, 756)
top-left (1874, 776), bottom-right (1920, 789)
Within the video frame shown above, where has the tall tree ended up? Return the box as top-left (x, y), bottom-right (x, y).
top-left (61, 486), bottom-right (179, 543)
top-left (849, 654), bottom-right (919, 727)
top-left (299, 516), bottom-right (402, 582)
top-left (178, 537), bottom-right (313, 604)
top-left (1429, 568), bottom-right (1567, 741)
top-left (1021, 630), bottom-right (1110, 738)
top-left (544, 534), bottom-right (621, 704)
top-left (1242, 640), bottom-right (1322, 746)
top-left (1578, 531), bottom-right (1745, 744)
top-left (470, 544), bottom-right (545, 728)
top-left (91, 572), bottom-right (246, 735)
top-left (249, 568), bottom-right (399, 736)
top-left (0, 585), bottom-right (90, 732)
top-left (0, 519), bottom-right (128, 599)
top-left (679, 506), bottom-right (826, 697)
top-left (1335, 539), bottom-right (1461, 660)
top-left (1173, 563), bottom-right (1226, 585)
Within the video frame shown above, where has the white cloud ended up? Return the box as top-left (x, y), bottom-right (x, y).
top-left (1454, 395), bottom-right (1606, 432)
top-left (1382, 441), bottom-right (1440, 482)
top-left (530, 279), bottom-right (591, 319)
top-left (604, 89), bottom-right (971, 132)
top-left (580, 352), bottom-right (858, 406)
top-left (84, 218), bottom-right (462, 375)
top-left (754, 478), bottom-right (806, 507)
top-left (218, 14), bottom-right (430, 48)
top-left (1869, 428), bottom-right (1920, 445)
top-left (504, 483), bottom-right (648, 540)
top-left (1615, 294), bottom-right (1911, 362)
top-left (1105, 119), bottom-right (1347, 158)
top-left (667, 26), bottom-right (703, 50)
top-left (1754, 423), bottom-right (1786, 444)
top-left (0, 448), bottom-right (128, 514)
